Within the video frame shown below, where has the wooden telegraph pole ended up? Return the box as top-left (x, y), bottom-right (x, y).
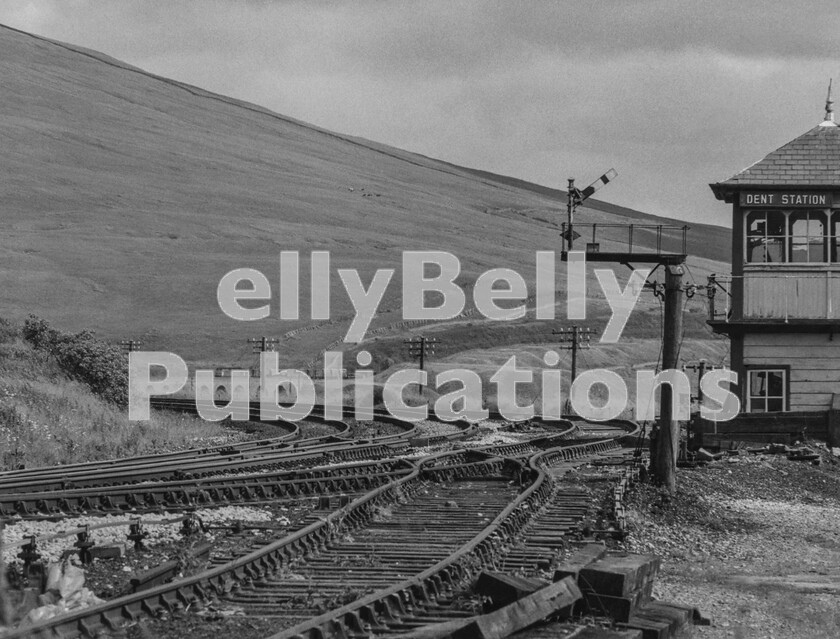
top-left (248, 336), bottom-right (278, 354)
top-left (553, 325), bottom-right (597, 384)
top-left (654, 264), bottom-right (685, 493)
top-left (249, 337), bottom-right (279, 399)
top-left (120, 339), bottom-right (143, 353)
top-left (553, 325), bottom-right (598, 416)
top-left (405, 336), bottom-right (438, 393)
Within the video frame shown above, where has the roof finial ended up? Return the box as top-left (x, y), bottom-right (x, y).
top-left (824, 79), bottom-right (834, 123)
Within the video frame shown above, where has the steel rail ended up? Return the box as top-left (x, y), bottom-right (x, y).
top-left (0, 412), bottom-right (486, 499)
top-left (0, 451), bottom-right (431, 638)
top-left (0, 459), bottom-right (415, 517)
top-left (1, 418), bottom-right (633, 517)
top-left (2, 420), bottom-right (637, 639)
top-left (273, 437), bottom-right (624, 639)
top-left (0, 407), bottom-right (422, 493)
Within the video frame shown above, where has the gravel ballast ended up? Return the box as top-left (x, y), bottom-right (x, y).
top-left (622, 448), bottom-right (840, 639)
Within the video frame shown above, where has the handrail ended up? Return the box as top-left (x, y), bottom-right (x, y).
top-left (561, 222), bottom-right (689, 255)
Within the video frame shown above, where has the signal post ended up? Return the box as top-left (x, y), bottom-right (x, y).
top-left (559, 169), bottom-right (689, 492)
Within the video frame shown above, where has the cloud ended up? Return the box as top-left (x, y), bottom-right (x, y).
top-left (1, 1), bottom-right (837, 226)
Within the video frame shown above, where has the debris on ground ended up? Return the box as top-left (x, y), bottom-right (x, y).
top-left (12, 559), bottom-right (104, 629)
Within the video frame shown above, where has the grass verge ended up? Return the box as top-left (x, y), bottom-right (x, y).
top-left (0, 319), bottom-right (235, 470)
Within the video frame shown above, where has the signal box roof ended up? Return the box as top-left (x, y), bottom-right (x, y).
top-left (710, 118), bottom-right (840, 201)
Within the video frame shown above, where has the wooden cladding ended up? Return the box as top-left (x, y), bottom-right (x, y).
top-left (742, 271), bottom-right (838, 319)
top-left (743, 333), bottom-right (840, 412)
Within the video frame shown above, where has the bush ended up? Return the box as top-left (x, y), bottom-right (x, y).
top-left (22, 315), bottom-right (58, 349)
top-left (21, 316), bottom-right (128, 407)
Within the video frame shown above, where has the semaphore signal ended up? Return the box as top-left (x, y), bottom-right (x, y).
top-left (564, 168), bottom-right (617, 250)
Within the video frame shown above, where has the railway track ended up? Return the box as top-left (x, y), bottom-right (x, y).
top-left (0, 415), bottom-right (623, 523)
top-left (0, 403), bottom-right (578, 498)
top-left (3, 419), bottom-right (640, 639)
top-left (0, 401), bottom-right (423, 498)
top-left (270, 439), bottom-right (634, 639)
top-left (223, 476), bottom-right (521, 632)
top-left (0, 458), bottom-right (414, 517)
top-left (3, 405), bottom-right (567, 518)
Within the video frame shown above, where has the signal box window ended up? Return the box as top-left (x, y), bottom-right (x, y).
top-left (830, 211), bottom-right (840, 261)
top-left (748, 369), bottom-right (786, 412)
top-left (789, 211), bottom-right (826, 263)
top-left (746, 211), bottom-right (786, 263)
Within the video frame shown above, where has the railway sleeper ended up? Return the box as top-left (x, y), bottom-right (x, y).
top-left (2, 443), bottom-right (632, 638)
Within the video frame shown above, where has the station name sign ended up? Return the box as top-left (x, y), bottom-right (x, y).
top-left (741, 191), bottom-right (834, 207)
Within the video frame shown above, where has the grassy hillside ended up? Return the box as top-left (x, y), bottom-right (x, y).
top-left (0, 23), bottom-right (731, 372)
top-left (375, 337), bottom-right (729, 419)
top-left (0, 319), bottom-right (234, 470)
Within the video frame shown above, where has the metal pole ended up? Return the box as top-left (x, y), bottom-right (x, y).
top-left (570, 325), bottom-right (578, 384)
top-left (655, 264), bottom-right (684, 493)
top-left (567, 178), bottom-right (575, 250)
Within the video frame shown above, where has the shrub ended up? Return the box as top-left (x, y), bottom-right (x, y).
top-left (22, 315), bottom-right (58, 349)
top-left (21, 316), bottom-right (128, 407)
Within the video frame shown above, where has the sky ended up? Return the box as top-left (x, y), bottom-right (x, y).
top-left (1, 1), bottom-right (839, 228)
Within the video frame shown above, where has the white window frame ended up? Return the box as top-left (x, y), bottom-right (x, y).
top-left (788, 210), bottom-right (828, 263)
top-left (745, 210), bottom-right (788, 264)
top-left (744, 209), bottom-right (833, 265)
top-left (746, 368), bottom-right (787, 413)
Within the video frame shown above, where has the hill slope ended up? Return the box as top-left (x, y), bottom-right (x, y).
top-left (0, 24), bottom-right (731, 367)
top-left (0, 319), bottom-right (233, 469)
